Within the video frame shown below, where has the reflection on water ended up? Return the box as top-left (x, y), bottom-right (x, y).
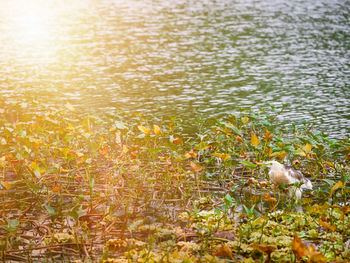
top-left (0, 0), bottom-right (349, 136)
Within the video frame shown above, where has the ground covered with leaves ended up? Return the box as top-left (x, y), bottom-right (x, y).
top-left (0, 100), bottom-right (349, 262)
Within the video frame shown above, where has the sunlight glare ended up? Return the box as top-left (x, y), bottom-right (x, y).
top-left (6, 0), bottom-right (57, 47)
top-left (13, 1), bottom-right (54, 43)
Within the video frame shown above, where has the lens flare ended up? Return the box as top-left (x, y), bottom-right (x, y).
top-left (0, 0), bottom-right (62, 64)
top-left (6, 0), bottom-right (57, 44)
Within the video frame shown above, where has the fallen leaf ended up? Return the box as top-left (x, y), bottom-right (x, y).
top-left (189, 161), bottom-right (202, 173)
top-left (292, 233), bottom-right (327, 262)
top-left (307, 244), bottom-right (327, 263)
top-left (252, 243), bottom-right (276, 263)
top-left (1, 181), bottom-right (11, 190)
top-left (317, 220), bottom-right (336, 232)
top-left (292, 232), bottom-right (308, 259)
top-left (212, 244), bottom-right (233, 260)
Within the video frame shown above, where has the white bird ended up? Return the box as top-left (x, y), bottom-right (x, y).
top-left (259, 160), bottom-right (312, 199)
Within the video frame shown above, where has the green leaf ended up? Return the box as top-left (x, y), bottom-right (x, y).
top-left (136, 133), bottom-right (146, 139)
top-left (322, 179), bottom-right (334, 186)
top-left (44, 204), bottom-right (55, 216)
top-left (194, 204), bottom-right (199, 214)
top-left (294, 148), bottom-right (306, 157)
top-left (205, 173), bottom-right (213, 179)
top-left (223, 123), bottom-right (243, 137)
top-left (224, 193), bottom-right (234, 208)
top-left (90, 178), bottom-right (95, 188)
top-left (240, 161), bottom-right (257, 169)
top-left (260, 120), bottom-right (271, 126)
top-left (114, 120), bottom-right (128, 130)
top-left (69, 205), bottom-right (84, 221)
top-left (2, 219), bottom-right (19, 232)
top-left (243, 204), bottom-right (255, 217)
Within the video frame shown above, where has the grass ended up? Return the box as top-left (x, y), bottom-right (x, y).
top-left (0, 99), bottom-right (349, 262)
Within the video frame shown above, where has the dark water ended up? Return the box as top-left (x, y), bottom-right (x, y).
top-left (0, 0), bottom-right (349, 136)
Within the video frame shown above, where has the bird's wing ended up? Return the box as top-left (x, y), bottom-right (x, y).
top-left (286, 167), bottom-right (304, 183)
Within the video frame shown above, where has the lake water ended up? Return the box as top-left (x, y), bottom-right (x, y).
top-left (0, 0), bottom-right (349, 137)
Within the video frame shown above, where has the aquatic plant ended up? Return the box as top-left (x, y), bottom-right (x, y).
top-left (0, 99), bottom-right (349, 262)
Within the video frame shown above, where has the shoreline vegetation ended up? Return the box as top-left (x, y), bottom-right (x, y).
top-left (0, 100), bottom-right (349, 262)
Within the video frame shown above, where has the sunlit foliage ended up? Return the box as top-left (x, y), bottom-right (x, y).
top-left (0, 100), bottom-right (349, 262)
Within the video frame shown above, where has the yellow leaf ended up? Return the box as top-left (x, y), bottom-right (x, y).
top-left (184, 150), bottom-right (197, 159)
top-left (189, 161), bottom-right (202, 173)
top-left (153, 124), bottom-right (162, 135)
top-left (30, 161), bottom-right (39, 170)
top-left (0, 156), bottom-right (6, 167)
top-left (67, 123), bottom-right (75, 130)
top-left (213, 153), bottom-right (230, 161)
top-left (251, 133), bottom-right (260, 146)
top-left (137, 125), bottom-right (151, 135)
top-left (242, 116), bottom-right (249, 125)
top-left (303, 143), bottom-right (312, 153)
top-left (268, 148), bottom-right (273, 155)
top-left (263, 128), bottom-right (273, 141)
top-left (122, 145), bottom-right (128, 155)
top-left (65, 102), bottom-right (75, 111)
top-left (324, 160), bottom-right (334, 167)
top-left (330, 181), bottom-right (344, 197)
top-left (270, 151), bottom-right (288, 160)
top-left (221, 153), bottom-right (230, 161)
top-left (72, 151), bottom-right (84, 158)
top-left (1, 181), bottom-right (11, 190)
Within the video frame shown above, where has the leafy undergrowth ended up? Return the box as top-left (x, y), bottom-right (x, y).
top-left (0, 100), bottom-right (349, 262)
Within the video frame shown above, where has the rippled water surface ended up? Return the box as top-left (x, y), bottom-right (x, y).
top-left (0, 0), bottom-right (349, 136)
